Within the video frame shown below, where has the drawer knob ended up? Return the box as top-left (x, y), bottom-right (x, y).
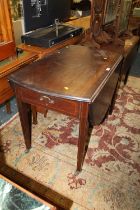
top-left (40, 96), bottom-right (54, 104)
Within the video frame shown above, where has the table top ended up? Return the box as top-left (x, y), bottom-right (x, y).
top-left (9, 45), bottom-right (122, 103)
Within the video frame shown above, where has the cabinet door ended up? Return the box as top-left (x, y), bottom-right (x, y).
top-left (0, 0), bottom-right (16, 61)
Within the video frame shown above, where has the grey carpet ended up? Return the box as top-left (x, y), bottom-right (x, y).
top-left (129, 47), bottom-right (140, 77)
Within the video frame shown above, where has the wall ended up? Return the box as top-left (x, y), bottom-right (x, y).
top-left (10, 0), bottom-right (23, 45)
top-left (13, 19), bottom-right (23, 45)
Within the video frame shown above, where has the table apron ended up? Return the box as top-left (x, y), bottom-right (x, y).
top-left (16, 86), bottom-right (83, 118)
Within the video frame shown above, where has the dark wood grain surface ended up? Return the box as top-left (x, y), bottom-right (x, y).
top-left (9, 45), bottom-right (122, 103)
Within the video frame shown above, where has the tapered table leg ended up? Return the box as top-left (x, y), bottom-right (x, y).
top-left (77, 102), bottom-right (89, 172)
top-left (16, 97), bottom-right (32, 150)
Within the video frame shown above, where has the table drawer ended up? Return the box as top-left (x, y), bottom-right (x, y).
top-left (20, 88), bottom-right (79, 117)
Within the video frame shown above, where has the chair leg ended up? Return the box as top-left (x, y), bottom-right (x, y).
top-left (6, 101), bottom-right (11, 114)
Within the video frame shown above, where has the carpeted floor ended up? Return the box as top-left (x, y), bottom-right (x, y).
top-left (0, 97), bottom-right (18, 126)
top-left (0, 76), bottom-right (140, 210)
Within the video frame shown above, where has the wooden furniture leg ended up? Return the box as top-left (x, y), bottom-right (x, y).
top-left (6, 100), bottom-right (11, 114)
top-left (109, 78), bottom-right (121, 115)
top-left (44, 109), bottom-right (48, 118)
top-left (77, 102), bottom-right (89, 172)
top-left (32, 106), bottom-right (48, 125)
top-left (124, 67), bottom-right (131, 85)
top-left (32, 106), bottom-right (38, 125)
top-left (16, 97), bottom-right (32, 150)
